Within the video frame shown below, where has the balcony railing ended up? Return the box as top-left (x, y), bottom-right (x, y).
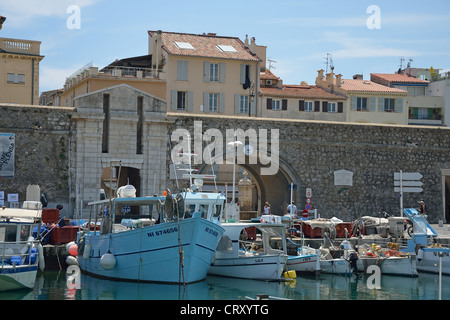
top-left (0, 37), bottom-right (41, 55)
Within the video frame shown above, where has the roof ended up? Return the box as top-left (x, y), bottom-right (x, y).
top-left (371, 73), bottom-right (429, 85)
top-left (338, 79), bottom-right (408, 94)
top-left (261, 85), bottom-right (346, 100)
top-left (260, 69), bottom-right (279, 80)
top-left (148, 30), bottom-right (260, 62)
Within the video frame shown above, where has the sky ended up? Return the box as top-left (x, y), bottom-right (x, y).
top-left (1, 0), bottom-right (449, 93)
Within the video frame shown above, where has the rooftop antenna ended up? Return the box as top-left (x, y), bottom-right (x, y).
top-left (268, 59), bottom-right (277, 70)
top-left (324, 53), bottom-right (333, 73)
top-left (399, 57), bottom-right (405, 70)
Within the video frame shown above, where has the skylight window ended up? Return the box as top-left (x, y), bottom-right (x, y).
top-left (217, 44), bottom-right (237, 53)
top-left (174, 41), bottom-right (195, 50)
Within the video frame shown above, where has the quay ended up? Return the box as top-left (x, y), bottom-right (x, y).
top-left (41, 223), bottom-right (450, 270)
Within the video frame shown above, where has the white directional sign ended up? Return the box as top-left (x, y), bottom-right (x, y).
top-left (394, 171), bottom-right (423, 193)
top-left (394, 172), bottom-right (423, 181)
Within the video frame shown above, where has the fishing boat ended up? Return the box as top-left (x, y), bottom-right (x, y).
top-left (208, 222), bottom-right (288, 281)
top-left (76, 184), bottom-right (225, 284)
top-left (286, 245), bottom-right (320, 275)
top-left (403, 208), bottom-right (450, 275)
top-left (0, 203), bottom-right (45, 291)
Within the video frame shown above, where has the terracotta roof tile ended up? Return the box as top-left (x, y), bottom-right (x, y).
top-left (371, 73), bottom-right (429, 84)
top-left (338, 79), bottom-right (408, 94)
top-left (148, 30), bottom-right (260, 62)
top-left (261, 85), bottom-right (346, 100)
top-left (260, 69), bottom-right (279, 80)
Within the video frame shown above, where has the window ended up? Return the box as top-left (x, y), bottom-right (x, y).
top-left (328, 102), bottom-right (337, 113)
top-left (7, 73), bottom-right (25, 84)
top-left (305, 101), bottom-right (313, 112)
top-left (177, 91), bottom-right (187, 110)
top-left (174, 41), bottom-right (195, 50)
top-left (209, 93), bottom-right (218, 112)
top-left (384, 98), bottom-right (395, 112)
top-left (240, 95), bottom-right (249, 114)
top-left (217, 45), bottom-right (237, 53)
top-left (357, 97), bottom-right (368, 111)
top-left (210, 63), bottom-right (219, 82)
top-left (272, 99), bottom-right (281, 110)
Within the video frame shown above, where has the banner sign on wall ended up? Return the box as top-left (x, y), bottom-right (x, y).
top-left (0, 133), bottom-right (15, 178)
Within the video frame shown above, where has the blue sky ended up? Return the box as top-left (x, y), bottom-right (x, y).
top-left (1, 0), bottom-right (449, 93)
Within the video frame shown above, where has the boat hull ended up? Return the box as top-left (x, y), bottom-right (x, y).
top-left (417, 248), bottom-right (450, 275)
top-left (209, 254), bottom-right (287, 281)
top-left (0, 266), bottom-right (38, 291)
top-left (320, 259), bottom-right (352, 276)
top-left (77, 216), bottom-right (224, 284)
top-left (357, 256), bottom-right (418, 276)
top-left (287, 254), bottom-right (320, 275)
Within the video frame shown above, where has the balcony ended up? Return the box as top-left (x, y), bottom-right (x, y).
top-left (408, 107), bottom-right (443, 126)
top-left (0, 37), bottom-right (41, 55)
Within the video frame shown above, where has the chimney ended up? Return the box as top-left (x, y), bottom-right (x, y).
top-left (244, 34), bottom-right (249, 47)
top-left (326, 72), bottom-right (334, 85)
top-left (336, 74), bottom-right (342, 87)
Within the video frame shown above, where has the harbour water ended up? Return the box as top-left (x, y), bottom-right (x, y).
top-left (1, 270), bottom-right (449, 301)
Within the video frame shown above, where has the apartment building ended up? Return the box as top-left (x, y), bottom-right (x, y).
top-left (0, 37), bottom-right (44, 105)
top-left (371, 73), bottom-right (444, 126)
top-left (316, 70), bottom-right (409, 125)
top-left (148, 30), bottom-right (263, 116)
top-left (259, 69), bottom-right (347, 121)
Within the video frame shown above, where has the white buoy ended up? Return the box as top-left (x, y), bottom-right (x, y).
top-left (66, 255), bottom-right (79, 266)
top-left (100, 251), bottom-right (116, 270)
top-left (83, 243), bottom-right (91, 260)
top-left (37, 243), bottom-right (45, 271)
top-left (117, 184), bottom-right (136, 198)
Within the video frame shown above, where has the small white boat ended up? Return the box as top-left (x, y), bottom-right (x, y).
top-left (318, 247), bottom-right (352, 276)
top-left (77, 185), bottom-right (225, 284)
top-left (0, 204), bottom-right (44, 291)
top-left (286, 246), bottom-right (320, 275)
top-left (209, 223), bottom-right (288, 281)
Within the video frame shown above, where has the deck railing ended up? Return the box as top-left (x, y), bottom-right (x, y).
top-left (0, 37), bottom-right (41, 55)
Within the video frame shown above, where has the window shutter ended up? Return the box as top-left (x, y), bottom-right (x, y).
top-left (204, 62), bottom-right (210, 82)
top-left (267, 98), bottom-right (272, 109)
top-left (351, 96), bottom-right (357, 111)
top-left (234, 94), bottom-right (240, 114)
top-left (240, 64), bottom-right (246, 84)
top-left (314, 101), bottom-right (320, 112)
top-left (396, 98), bottom-right (403, 113)
top-left (219, 63), bottom-right (226, 83)
top-left (171, 90), bottom-right (177, 110)
top-left (338, 102), bottom-right (343, 113)
top-left (369, 97), bottom-right (376, 112)
top-left (299, 100), bottom-right (305, 111)
top-left (203, 92), bottom-right (209, 112)
top-left (188, 91), bottom-right (194, 111)
top-left (177, 60), bottom-right (188, 81)
top-left (219, 93), bottom-right (225, 113)
top-left (282, 99), bottom-right (288, 111)
top-left (378, 97), bottom-right (385, 112)
top-left (322, 101), bottom-right (328, 112)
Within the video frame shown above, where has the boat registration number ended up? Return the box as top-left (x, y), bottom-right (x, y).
top-left (147, 227), bottom-right (178, 237)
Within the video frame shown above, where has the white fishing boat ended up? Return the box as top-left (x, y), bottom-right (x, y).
top-left (403, 208), bottom-right (450, 275)
top-left (208, 222), bottom-right (288, 281)
top-left (76, 184), bottom-right (225, 284)
top-left (0, 204), bottom-right (45, 291)
top-left (318, 247), bottom-right (352, 276)
top-left (286, 246), bottom-right (320, 275)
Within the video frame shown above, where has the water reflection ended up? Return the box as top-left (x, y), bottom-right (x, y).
top-left (1, 270), bottom-right (449, 300)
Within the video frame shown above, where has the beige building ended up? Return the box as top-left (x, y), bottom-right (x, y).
top-left (259, 69), bottom-right (347, 121)
top-left (316, 70), bottom-right (409, 125)
top-left (148, 30), bottom-right (263, 116)
top-left (370, 73), bottom-right (444, 126)
top-left (0, 37), bottom-right (44, 105)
